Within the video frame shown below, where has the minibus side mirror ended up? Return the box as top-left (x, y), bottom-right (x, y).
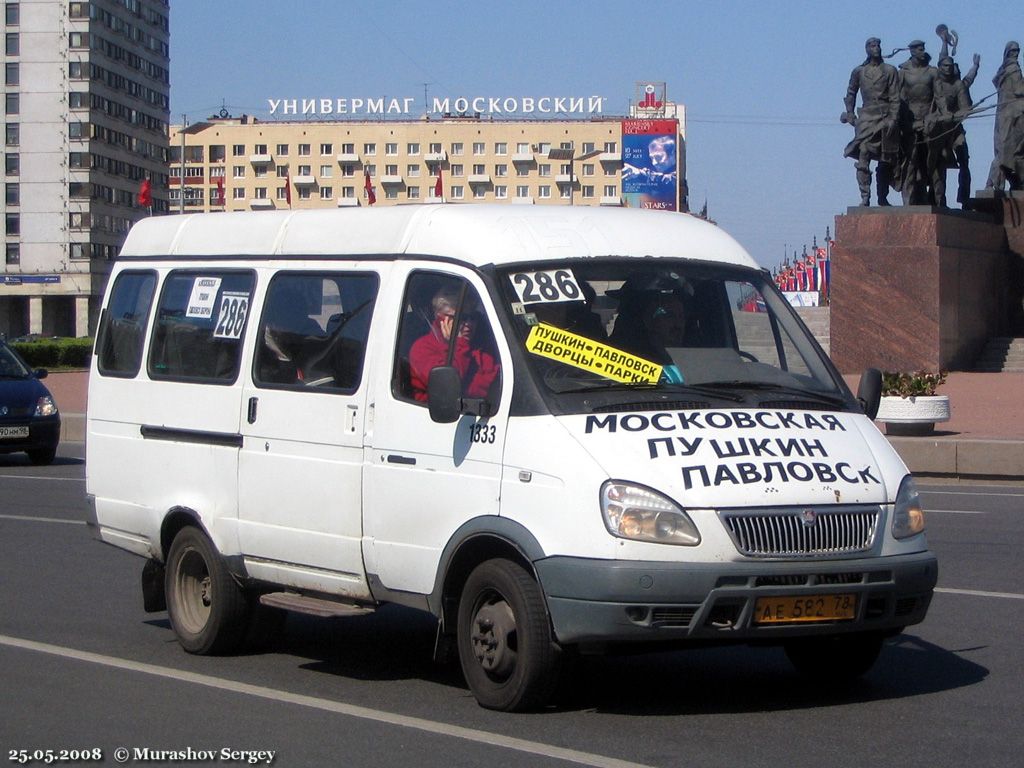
top-left (857, 367), bottom-right (882, 420)
top-left (427, 366), bottom-right (463, 423)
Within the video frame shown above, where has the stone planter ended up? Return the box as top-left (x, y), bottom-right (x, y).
top-left (876, 394), bottom-right (951, 436)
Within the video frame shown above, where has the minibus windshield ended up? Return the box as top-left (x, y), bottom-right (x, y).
top-left (497, 259), bottom-right (855, 412)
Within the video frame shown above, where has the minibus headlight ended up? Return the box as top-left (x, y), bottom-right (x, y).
top-left (600, 481), bottom-right (700, 546)
top-left (34, 395), bottom-right (58, 417)
top-left (892, 475), bottom-right (926, 539)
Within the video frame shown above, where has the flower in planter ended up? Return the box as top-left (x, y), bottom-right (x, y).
top-left (881, 370), bottom-right (947, 398)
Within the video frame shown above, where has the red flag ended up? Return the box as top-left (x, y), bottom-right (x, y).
top-left (137, 178), bottom-right (152, 207)
top-left (215, 176), bottom-right (225, 207)
top-left (364, 169), bottom-right (376, 205)
top-left (284, 173), bottom-right (292, 207)
top-left (434, 165), bottom-right (443, 199)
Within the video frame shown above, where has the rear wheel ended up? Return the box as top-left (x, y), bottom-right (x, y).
top-left (165, 526), bottom-right (250, 655)
top-left (457, 558), bottom-right (559, 711)
top-left (784, 631), bottom-right (885, 681)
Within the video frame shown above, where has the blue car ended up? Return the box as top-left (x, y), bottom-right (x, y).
top-left (0, 339), bottom-right (61, 464)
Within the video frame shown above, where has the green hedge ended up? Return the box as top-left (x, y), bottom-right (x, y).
top-left (10, 338), bottom-right (93, 369)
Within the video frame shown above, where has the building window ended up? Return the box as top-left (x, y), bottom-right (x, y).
top-left (451, 142), bottom-right (463, 156)
top-left (604, 142), bottom-right (617, 153)
top-left (604, 185), bottom-right (617, 197)
top-left (69, 92), bottom-right (87, 109)
top-left (233, 188), bottom-right (244, 200)
top-left (5, 123), bottom-right (17, 146)
top-left (472, 163), bottom-right (485, 176)
top-left (451, 164), bottom-right (463, 177)
top-left (538, 185), bottom-right (551, 199)
top-left (320, 143), bottom-right (332, 155)
top-left (254, 144), bottom-right (268, 155)
top-left (320, 165), bottom-right (332, 177)
top-left (275, 165), bottom-right (287, 178)
top-left (5, 213), bottom-right (19, 235)
top-left (298, 143), bottom-right (310, 156)
top-left (320, 186), bottom-right (333, 200)
top-left (582, 163), bottom-right (594, 177)
top-left (450, 186), bottom-right (463, 200)
top-left (6, 242), bottom-right (19, 264)
top-left (364, 164), bottom-right (375, 177)
top-left (363, 143), bottom-right (376, 155)
top-left (5, 92), bottom-right (18, 115)
top-left (342, 186), bottom-right (354, 199)
top-left (5, 3), bottom-right (18, 25)
top-left (516, 164), bottom-right (528, 177)
top-left (297, 164), bottom-right (311, 176)
top-left (254, 166), bottom-right (267, 179)
top-left (582, 185), bottom-right (594, 198)
top-left (276, 144), bottom-right (289, 156)
top-left (407, 187), bottom-right (419, 199)
top-left (298, 187), bottom-right (311, 200)
top-left (233, 144), bottom-right (245, 156)
top-left (407, 164), bottom-right (419, 177)
top-left (495, 142), bottom-right (507, 155)
top-left (583, 142), bottom-right (595, 154)
top-left (254, 187), bottom-right (267, 199)
top-left (69, 2), bottom-right (88, 19)
top-left (429, 142), bottom-right (442, 154)
top-left (473, 186), bottom-right (486, 200)
top-left (517, 142), bottom-right (530, 154)
top-left (210, 145), bottom-right (226, 163)
top-left (385, 142), bottom-right (397, 155)
top-left (407, 142), bottom-right (419, 155)
top-left (516, 185), bottom-right (529, 198)
top-left (233, 166), bottom-right (245, 178)
top-left (68, 32), bottom-right (88, 49)
top-left (5, 62), bottom-right (17, 85)
top-left (538, 164), bottom-right (551, 177)
top-left (385, 188), bottom-right (399, 200)
top-left (341, 164), bottom-right (355, 177)
top-left (5, 182), bottom-right (17, 205)
top-left (494, 164), bottom-right (507, 178)
top-left (495, 185), bottom-right (507, 199)
top-left (473, 142), bottom-right (485, 156)
top-left (5, 32), bottom-right (17, 55)
top-left (5, 153), bottom-right (18, 175)
top-left (69, 211), bottom-right (89, 228)
top-left (341, 143), bottom-right (354, 154)
top-left (385, 164), bottom-right (398, 177)
top-left (275, 186), bottom-right (287, 201)
top-left (560, 185), bottom-right (571, 199)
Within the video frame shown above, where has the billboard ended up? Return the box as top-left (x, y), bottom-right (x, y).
top-left (621, 118), bottom-right (679, 211)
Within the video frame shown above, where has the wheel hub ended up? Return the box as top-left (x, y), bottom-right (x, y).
top-left (471, 600), bottom-right (516, 678)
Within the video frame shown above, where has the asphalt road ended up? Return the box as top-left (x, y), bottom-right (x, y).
top-left (1, 444), bottom-right (1022, 768)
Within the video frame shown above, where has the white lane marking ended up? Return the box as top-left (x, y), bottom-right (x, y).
top-left (936, 588), bottom-right (1024, 600)
top-left (0, 513), bottom-right (85, 525)
top-left (0, 634), bottom-right (653, 768)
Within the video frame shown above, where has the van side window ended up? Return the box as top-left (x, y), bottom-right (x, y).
top-left (254, 272), bottom-right (378, 391)
top-left (392, 272), bottom-right (501, 405)
top-left (96, 270), bottom-right (156, 377)
top-left (148, 270), bottom-right (255, 383)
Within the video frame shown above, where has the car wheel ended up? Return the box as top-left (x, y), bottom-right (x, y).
top-left (165, 526), bottom-right (250, 655)
top-left (27, 447), bottom-right (57, 465)
top-left (457, 558), bottom-right (559, 711)
top-left (784, 631), bottom-right (885, 681)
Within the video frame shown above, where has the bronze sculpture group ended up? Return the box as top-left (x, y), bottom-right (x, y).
top-left (843, 28), bottom-right (1024, 208)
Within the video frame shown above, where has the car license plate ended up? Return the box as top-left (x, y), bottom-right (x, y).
top-left (0, 425), bottom-right (29, 439)
top-left (754, 594), bottom-right (857, 624)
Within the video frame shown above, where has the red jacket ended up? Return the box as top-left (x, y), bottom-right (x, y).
top-left (409, 321), bottom-right (500, 402)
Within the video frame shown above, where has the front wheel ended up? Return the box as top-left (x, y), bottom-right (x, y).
top-left (457, 559), bottom-right (559, 711)
top-left (784, 631), bottom-right (885, 681)
top-left (165, 526), bottom-right (250, 655)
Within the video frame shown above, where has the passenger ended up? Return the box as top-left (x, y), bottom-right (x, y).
top-left (409, 288), bottom-right (500, 402)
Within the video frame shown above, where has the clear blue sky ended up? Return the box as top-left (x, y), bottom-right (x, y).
top-left (169, 0), bottom-right (1014, 269)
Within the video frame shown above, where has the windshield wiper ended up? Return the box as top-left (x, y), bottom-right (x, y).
top-left (698, 381), bottom-right (848, 406)
top-left (555, 381), bottom-right (745, 402)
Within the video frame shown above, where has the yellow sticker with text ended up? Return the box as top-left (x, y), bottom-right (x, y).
top-left (526, 323), bottom-right (662, 384)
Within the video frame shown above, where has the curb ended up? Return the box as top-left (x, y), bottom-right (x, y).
top-left (61, 413), bottom-right (1024, 482)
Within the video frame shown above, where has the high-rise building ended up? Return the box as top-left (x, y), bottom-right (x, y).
top-left (1, 0), bottom-right (169, 338)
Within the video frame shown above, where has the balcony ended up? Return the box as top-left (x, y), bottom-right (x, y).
top-left (599, 152), bottom-right (621, 164)
top-left (336, 197), bottom-right (359, 207)
top-left (292, 174), bottom-right (316, 186)
top-left (555, 174), bottom-right (573, 184)
top-left (379, 175), bottom-right (404, 186)
top-left (511, 196), bottom-right (535, 205)
top-left (249, 198), bottom-right (275, 209)
top-left (468, 174), bottom-right (491, 185)
top-left (425, 151), bottom-right (447, 163)
top-left (600, 195), bottom-right (622, 206)
top-left (249, 153), bottom-right (273, 165)
top-left (511, 152), bottom-right (534, 163)
top-left (336, 152), bottom-right (360, 163)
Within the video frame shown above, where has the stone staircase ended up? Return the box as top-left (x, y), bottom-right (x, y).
top-left (974, 337), bottom-right (1024, 372)
top-left (795, 306), bottom-right (830, 356)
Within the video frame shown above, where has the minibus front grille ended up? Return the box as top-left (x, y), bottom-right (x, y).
top-left (720, 507), bottom-right (880, 558)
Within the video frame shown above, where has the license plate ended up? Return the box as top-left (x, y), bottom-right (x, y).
top-left (754, 594), bottom-right (857, 624)
top-left (0, 425), bottom-right (29, 439)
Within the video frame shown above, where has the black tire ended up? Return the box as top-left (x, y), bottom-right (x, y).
top-left (784, 631), bottom-right (885, 681)
top-left (165, 526), bottom-right (250, 655)
top-left (456, 558), bottom-right (559, 711)
top-left (27, 446), bottom-right (57, 465)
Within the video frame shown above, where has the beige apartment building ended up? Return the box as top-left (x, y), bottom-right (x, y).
top-left (168, 109), bottom-right (686, 213)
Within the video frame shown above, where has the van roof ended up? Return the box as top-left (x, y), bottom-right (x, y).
top-left (118, 204), bottom-right (758, 269)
